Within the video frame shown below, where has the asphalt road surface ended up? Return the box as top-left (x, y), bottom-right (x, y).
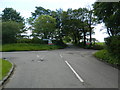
top-left (1, 46), bottom-right (118, 88)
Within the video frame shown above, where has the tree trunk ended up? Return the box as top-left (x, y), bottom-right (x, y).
top-left (83, 27), bottom-right (86, 46)
top-left (89, 25), bottom-right (92, 47)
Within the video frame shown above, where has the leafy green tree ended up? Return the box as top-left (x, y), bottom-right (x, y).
top-left (27, 6), bottom-right (97, 45)
top-left (33, 15), bottom-right (56, 39)
top-left (2, 8), bottom-right (24, 23)
top-left (93, 2), bottom-right (120, 62)
top-left (93, 2), bottom-right (120, 36)
top-left (2, 21), bottom-right (24, 44)
top-left (2, 8), bottom-right (26, 41)
top-left (61, 8), bottom-right (95, 45)
top-left (31, 6), bottom-right (51, 19)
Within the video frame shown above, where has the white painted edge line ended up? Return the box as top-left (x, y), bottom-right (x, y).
top-left (0, 59), bottom-right (15, 87)
top-left (65, 61), bottom-right (84, 83)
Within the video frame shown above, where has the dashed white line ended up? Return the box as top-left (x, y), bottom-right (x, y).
top-left (60, 54), bottom-right (63, 58)
top-left (65, 61), bottom-right (84, 83)
top-left (41, 56), bottom-right (45, 60)
top-left (37, 55), bottom-right (39, 58)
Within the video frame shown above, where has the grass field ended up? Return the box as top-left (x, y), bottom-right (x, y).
top-left (95, 42), bottom-right (105, 45)
top-left (0, 59), bottom-right (12, 80)
top-left (0, 43), bottom-right (64, 52)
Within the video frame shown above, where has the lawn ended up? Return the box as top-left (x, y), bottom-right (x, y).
top-left (0, 43), bottom-right (64, 52)
top-left (95, 42), bottom-right (105, 45)
top-left (0, 59), bottom-right (12, 80)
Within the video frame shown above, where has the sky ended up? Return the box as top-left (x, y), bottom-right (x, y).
top-left (0, 0), bottom-right (109, 42)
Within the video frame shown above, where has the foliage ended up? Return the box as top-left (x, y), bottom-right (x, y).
top-left (93, 2), bottom-right (120, 36)
top-left (31, 37), bottom-right (45, 44)
top-left (27, 6), bottom-right (97, 46)
top-left (105, 36), bottom-right (120, 60)
top-left (2, 8), bottom-right (24, 23)
top-left (17, 37), bottom-right (46, 44)
top-left (53, 40), bottom-right (67, 48)
top-left (91, 44), bottom-right (104, 50)
top-left (78, 41), bottom-right (105, 50)
top-left (31, 6), bottom-right (51, 19)
top-left (2, 21), bottom-right (24, 44)
top-left (1, 43), bottom-right (64, 52)
top-left (94, 50), bottom-right (119, 65)
top-left (0, 59), bottom-right (12, 80)
top-left (63, 36), bottom-right (72, 43)
top-left (17, 38), bottom-right (32, 43)
top-left (33, 15), bottom-right (56, 39)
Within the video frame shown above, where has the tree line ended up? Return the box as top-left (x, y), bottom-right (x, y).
top-left (1, 2), bottom-right (120, 51)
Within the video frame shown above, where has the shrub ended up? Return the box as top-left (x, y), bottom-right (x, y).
top-left (2, 21), bottom-right (23, 44)
top-left (94, 50), bottom-right (118, 65)
top-left (79, 42), bottom-right (104, 50)
top-left (91, 44), bottom-right (104, 50)
top-left (105, 36), bottom-right (120, 60)
top-left (53, 40), bottom-right (67, 48)
top-left (17, 38), bottom-right (32, 43)
top-left (31, 37), bottom-right (45, 44)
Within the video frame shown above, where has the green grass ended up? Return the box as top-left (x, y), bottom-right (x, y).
top-left (0, 59), bottom-right (12, 80)
top-left (91, 42), bottom-right (105, 50)
top-left (0, 43), bottom-right (64, 52)
top-left (94, 49), bottom-right (118, 65)
top-left (95, 42), bottom-right (105, 45)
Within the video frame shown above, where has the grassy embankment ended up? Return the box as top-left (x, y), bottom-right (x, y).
top-left (0, 43), bottom-right (65, 52)
top-left (0, 59), bottom-right (12, 80)
top-left (93, 42), bottom-right (118, 65)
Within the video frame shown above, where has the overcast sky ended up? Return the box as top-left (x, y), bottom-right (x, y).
top-left (0, 0), bottom-right (109, 42)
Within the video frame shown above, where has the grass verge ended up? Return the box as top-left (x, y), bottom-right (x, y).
top-left (0, 59), bottom-right (12, 80)
top-left (0, 43), bottom-right (65, 52)
top-left (94, 49), bottom-right (118, 65)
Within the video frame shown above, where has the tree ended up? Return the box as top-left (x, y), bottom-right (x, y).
top-left (2, 8), bottom-right (24, 23)
top-left (2, 8), bottom-right (26, 40)
top-left (75, 8), bottom-right (89, 46)
top-left (2, 21), bottom-right (23, 44)
top-left (93, 2), bottom-right (120, 61)
top-left (31, 6), bottom-right (51, 19)
top-left (28, 6), bottom-right (97, 45)
top-left (33, 15), bottom-right (56, 39)
top-left (93, 2), bottom-right (120, 36)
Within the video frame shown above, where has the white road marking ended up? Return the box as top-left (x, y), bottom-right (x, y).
top-left (60, 54), bottom-right (63, 58)
top-left (41, 56), bottom-right (45, 60)
top-left (65, 61), bottom-right (84, 83)
top-left (37, 55), bottom-right (39, 58)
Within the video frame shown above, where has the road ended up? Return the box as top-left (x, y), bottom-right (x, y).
top-left (1, 46), bottom-right (118, 88)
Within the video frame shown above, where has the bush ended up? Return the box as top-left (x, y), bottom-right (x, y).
top-left (17, 38), bottom-right (32, 43)
top-left (79, 42), bottom-right (104, 50)
top-left (94, 50), bottom-right (118, 65)
top-left (105, 36), bottom-right (120, 60)
top-left (91, 44), bottom-right (104, 50)
top-left (2, 21), bottom-right (23, 44)
top-left (53, 40), bottom-right (67, 48)
top-left (17, 37), bottom-right (46, 44)
top-left (31, 37), bottom-right (46, 44)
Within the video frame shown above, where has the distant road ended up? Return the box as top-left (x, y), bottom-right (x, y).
top-left (2, 46), bottom-right (118, 88)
